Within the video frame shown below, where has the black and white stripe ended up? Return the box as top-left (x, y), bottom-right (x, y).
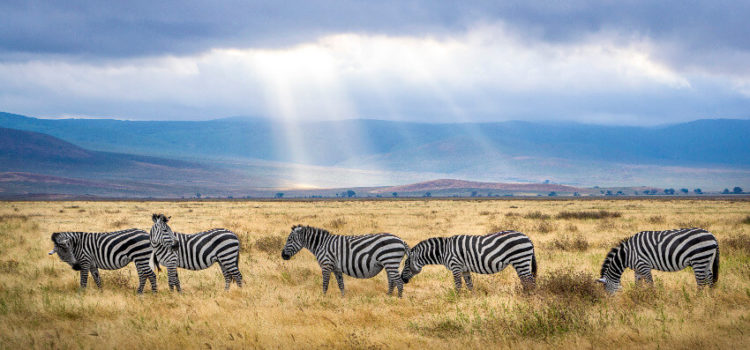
top-left (400, 231), bottom-right (537, 291)
top-left (597, 227), bottom-right (719, 293)
top-left (281, 225), bottom-right (410, 297)
top-left (49, 228), bottom-right (157, 294)
top-left (149, 214), bottom-right (243, 291)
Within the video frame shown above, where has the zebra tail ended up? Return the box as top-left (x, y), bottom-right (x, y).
top-left (149, 252), bottom-right (161, 273)
top-left (402, 241), bottom-right (411, 260)
top-left (531, 253), bottom-right (537, 278)
top-left (711, 246), bottom-right (720, 286)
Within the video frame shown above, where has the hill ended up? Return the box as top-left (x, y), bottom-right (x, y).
top-left (1, 112), bottom-right (749, 190)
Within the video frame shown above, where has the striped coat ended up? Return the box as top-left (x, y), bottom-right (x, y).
top-left (281, 225), bottom-right (410, 297)
top-left (49, 228), bottom-right (157, 293)
top-left (598, 228), bottom-right (719, 293)
top-left (149, 214), bottom-right (243, 291)
top-left (401, 231), bottom-right (537, 291)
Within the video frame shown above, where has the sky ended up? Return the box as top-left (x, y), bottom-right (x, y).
top-left (1, 1), bottom-right (749, 125)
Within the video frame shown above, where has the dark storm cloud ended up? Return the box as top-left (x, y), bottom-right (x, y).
top-left (2, 1), bottom-right (748, 61)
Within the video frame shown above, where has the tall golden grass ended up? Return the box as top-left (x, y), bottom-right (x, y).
top-left (0, 199), bottom-right (749, 349)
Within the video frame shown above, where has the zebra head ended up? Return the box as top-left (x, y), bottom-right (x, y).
top-left (281, 225), bottom-right (305, 260)
top-left (597, 240), bottom-right (628, 293)
top-left (150, 213), bottom-right (178, 250)
top-left (50, 232), bottom-right (81, 270)
top-left (401, 238), bottom-right (439, 283)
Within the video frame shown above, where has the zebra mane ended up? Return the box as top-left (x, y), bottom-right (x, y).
top-left (152, 213), bottom-right (169, 223)
top-left (294, 225), bottom-right (332, 236)
top-left (600, 238), bottom-right (629, 276)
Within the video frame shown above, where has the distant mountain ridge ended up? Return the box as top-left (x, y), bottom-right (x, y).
top-left (374, 179), bottom-right (580, 194)
top-left (2, 112), bottom-right (749, 168)
top-left (1, 112), bottom-right (749, 191)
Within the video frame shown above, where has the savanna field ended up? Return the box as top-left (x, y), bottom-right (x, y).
top-left (1, 199), bottom-right (749, 349)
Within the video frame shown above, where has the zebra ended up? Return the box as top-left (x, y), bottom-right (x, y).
top-left (597, 228), bottom-right (719, 293)
top-left (48, 228), bottom-right (157, 294)
top-left (400, 231), bottom-right (537, 292)
top-left (281, 225), bottom-right (410, 297)
top-left (149, 213), bottom-right (243, 291)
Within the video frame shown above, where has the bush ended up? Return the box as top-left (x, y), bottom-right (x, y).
top-left (549, 235), bottom-right (589, 251)
top-left (742, 216), bottom-right (750, 225)
top-left (722, 234), bottom-right (750, 255)
top-left (255, 235), bottom-right (285, 255)
top-left (535, 221), bottom-right (555, 234)
top-left (539, 269), bottom-right (605, 304)
top-left (524, 211), bottom-right (551, 220)
top-left (556, 210), bottom-right (622, 220)
top-left (328, 218), bottom-right (346, 229)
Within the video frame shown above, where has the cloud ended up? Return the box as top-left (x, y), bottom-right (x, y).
top-left (1, 1), bottom-right (749, 124)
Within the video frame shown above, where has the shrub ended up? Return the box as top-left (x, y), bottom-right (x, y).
top-left (722, 234), bottom-right (750, 255)
top-left (328, 218), bottom-right (346, 229)
top-left (524, 211), bottom-right (551, 220)
top-left (647, 215), bottom-right (665, 224)
top-left (742, 216), bottom-right (750, 225)
top-left (535, 221), bottom-right (555, 234)
top-left (255, 235), bottom-right (285, 255)
top-left (556, 210), bottom-right (622, 220)
top-left (549, 235), bottom-right (589, 251)
top-left (539, 269), bottom-right (605, 304)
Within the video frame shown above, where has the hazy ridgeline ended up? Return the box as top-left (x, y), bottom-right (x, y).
top-left (1, 199), bottom-right (749, 348)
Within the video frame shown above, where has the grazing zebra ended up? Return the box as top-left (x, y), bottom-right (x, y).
top-left (149, 214), bottom-right (243, 291)
top-left (597, 228), bottom-right (719, 293)
top-left (48, 228), bottom-right (157, 294)
top-left (400, 231), bottom-right (537, 292)
top-left (281, 225), bottom-right (410, 297)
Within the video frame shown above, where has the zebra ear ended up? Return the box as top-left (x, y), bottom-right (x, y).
top-left (596, 277), bottom-right (606, 284)
top-left (166, 216), bottom-right (171, 222)
top-left (152, 214), bottom-right (158, 222)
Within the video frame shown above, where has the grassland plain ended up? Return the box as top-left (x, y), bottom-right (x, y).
top-left (0, 199), bottom-right (749, 349)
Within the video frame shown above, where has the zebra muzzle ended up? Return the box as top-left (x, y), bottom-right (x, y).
top-left (48, 249), bottom-right (56, 255)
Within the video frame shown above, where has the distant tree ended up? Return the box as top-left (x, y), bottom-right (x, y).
top-left (616, 191), bottom-right (624, 196)
top-left (544, 179), bottom-right (550, 184)
top-left (227, 196), bottom-right (233, 199)
top-left (664, 188), bottom-right (676, 195)
top-left (471, 191), bottom-right (478, 197)
top-left (196, 192), bottom-right (201, 199)
top-left (633, 191), bottom-right (639, 195)
top-left (424, 192), bottom-right (432, 197)
top-left (722, 188), bottom-right (731, 194)
top-left (733, 186), bottom-right (744, 194)
top-left (346, 190), bottom-right (356, 198)
top-left (680, 188), bottom-right (689, 194)
top-left (548, 191), bottom-right (557, 197)
top-left (573, 192), bottom-right (581, 197)
top-left (275, 192), bottom-right (284, 198)
top-left (694, 188), bottom-right (702, 194)
top-left (392, 192), bottom-right (398, 198)
top-left (600, 190), bottom-right (605, 194)
top-left (606, 190), bottom-right (613, 196)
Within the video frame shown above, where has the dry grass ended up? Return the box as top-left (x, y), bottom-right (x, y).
top-left (0, 199), bottom-right (749, 349)
top-left (556, 210), bottom-right (622, 220)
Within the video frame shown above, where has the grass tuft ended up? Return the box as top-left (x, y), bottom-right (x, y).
top-left (538, 269), bottom-right (605, 303)
top-left (556, 210), bottom-right (622, 219)
top-left (549, 235), bottom-right (589, 251)
top-left (255, 235), bottom-right (285, 255)
top-left (722, 234), bottom-right (750, 255)
top-left (524, 211), bottom-right (551, 220)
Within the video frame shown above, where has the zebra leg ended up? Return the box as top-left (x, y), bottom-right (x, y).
top-left (321, 267), bottom-right (332, 295)
top-left (90, 267), bottom-right (102, 289)
top-left (512, 261), bottom-right (536, 290)
top-left (134, 260), bottom-right (152, 294)
top-left (385, 267), bottom-right (404, 298)
top-left (634, 268), bottom-right (653, 286)
top-left (462, 272), bottom-right (473, 292)
top-left (451, 268), bottom-right (463, 292)
top-left (691, 262), bottom-right (713, 288)
top-left (78, 261), bottom-right (90, 291)
top-left (219, 264), bottom-right (232, 290)
top-left (334, 271), bottom-right (345, 296)
top-left (233, 269), bottom-right (243, 288)
top-left (167, 266), bottom-right (182, 293)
